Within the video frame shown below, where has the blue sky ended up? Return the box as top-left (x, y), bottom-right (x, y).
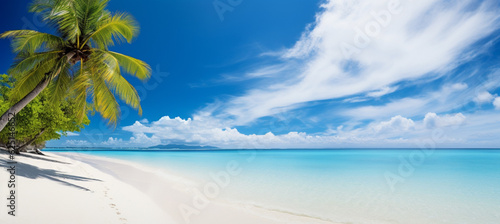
top-left (2, 0), bottom-right (500, 148)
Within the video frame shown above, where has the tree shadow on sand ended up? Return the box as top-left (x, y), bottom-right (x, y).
top-left (0, 154), bottom-right (101, 192)
top-left (19, 153), bottom-right (71, 165)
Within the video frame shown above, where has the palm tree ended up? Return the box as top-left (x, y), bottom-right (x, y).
top-left (0, 0), bottom-right (150, 132)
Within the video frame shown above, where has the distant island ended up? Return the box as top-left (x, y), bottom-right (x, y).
top-left (148, 144), bottom-right (219, 150)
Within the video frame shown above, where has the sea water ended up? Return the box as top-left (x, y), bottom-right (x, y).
top-left (49, 149), bottom-right (500, 224)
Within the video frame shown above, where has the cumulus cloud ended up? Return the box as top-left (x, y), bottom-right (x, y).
top-left (372, 115), bottom-right (415, 133)
top-left (122, 116), bottom-right (272, 148)
top-left (474, 91), bottom-right (495, 104)
top-left (494, 97), bottom-right (500, 109)
top-left (129, 133), bottom-right (161, 145)
top-left (423, 113), bottom-right (466, 129)
top-left (208, 0), bottom-right (500, 125)
top-left (65, 140), bottom-right (91, 146)
top-left (122, 116), bottom-right (329, 148)
top-left (117, 112), bottom-right (496, 148)
top-left (101, 137), bottom-right (124, 146)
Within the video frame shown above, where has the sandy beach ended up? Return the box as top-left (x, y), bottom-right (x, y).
top-left (0, 151), bottom-right (335, 224)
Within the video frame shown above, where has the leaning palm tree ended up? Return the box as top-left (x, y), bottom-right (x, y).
top-left (0, 0), bottom-right (150, 132)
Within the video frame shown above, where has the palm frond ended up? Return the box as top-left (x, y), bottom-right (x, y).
top-left (28, 0), bottom-right (53, 13)
top-left (47, 60), bottom-right (72, 104)
top-left (90, 71), bottom-right (120, 126)
top-left (55, 5), bottom-right (80, 41)
top-left (82, 12), bottom-right (138, 49)
top-left (9, 57), bottom-right (59, 101)
top-left (8, 50), bottom-right (62, 78)
top-left (0, 30), bottom-right (37, 38)
top-left (71, 68), bottom-right (92, 122)
top-left (30, 0), bottom-right (80, 41)
top-left (101, 65), bottom-right (142, 115)
top-left (29, 0), bottom-right (70, 14)
top-left (75, 0), bottom-right (110, 37)
top-left (96, 49), bottom-right (151, 80)
top-left (0, 30), bottom-right (65, 53)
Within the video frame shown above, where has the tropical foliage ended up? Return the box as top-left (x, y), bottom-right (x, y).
top-left (0, 0), bottom-right (150, 131)
top-left (0, 74), bottom-right (90, 152)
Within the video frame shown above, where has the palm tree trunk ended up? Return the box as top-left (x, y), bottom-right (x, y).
top-left (0, 52), bottom-right (75, 133)
top-left (15, 128), bottom-right (46, 154)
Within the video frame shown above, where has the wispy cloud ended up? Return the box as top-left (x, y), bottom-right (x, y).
top-left (204, 0), bottom-right (500, 125)
top-left (341, 83), bottom-right (468, 120)
top-left (366, 86), bottom-right (398, 98)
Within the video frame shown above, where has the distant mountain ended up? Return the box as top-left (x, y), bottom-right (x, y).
top-left (148, 144), bottom-right (218, 150)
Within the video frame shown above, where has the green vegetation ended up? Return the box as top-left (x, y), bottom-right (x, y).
top-left (0, 74), bottom-right (90, 153)
top-left (0, 0), bottom-right (151, 136)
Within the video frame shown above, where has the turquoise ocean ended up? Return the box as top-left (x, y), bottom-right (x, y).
top-left (48, 148), bottom-right (500, 224)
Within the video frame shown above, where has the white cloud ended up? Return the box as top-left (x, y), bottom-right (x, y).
top-left (342, 83), bottom-right (468, 120)
top-left (245, 64), bottom-right (291, 79)
top-left (343, 96), bottom-right (369, 103)
top-left (474, 91), bottom-right (495, 104)
top-left (129, 133), bottom-right (162, 145)
top-left (117, 112), bottom-right (500, 148)
top-left (343, 97), bottom-right (427, 120)
top-left (430, 111), bottom-right (500, 147)
top-left (366, 86), bottom-right (398, 98)
top-left (494, 97), bottom-right (500, 109)
top-left (372, 115), bottom-right (415, 133)
top-left (101, 137), bottom-right (124, 146)
top-left (99, 133), bottom-right (161, 147)
top-left (65, 140), bottom-right (91, 146)
top-left (423, 113), bottom-right (466, 129)
top-left (139, 118), bottom-right (149, 124)
top-left (208, 0), bottom-right (500, 125)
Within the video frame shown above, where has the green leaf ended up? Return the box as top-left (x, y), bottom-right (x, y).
top-left (90, 71), bottom-right (120, 126)
top-left (0, 30), bottom-right (64, 53)
top-left (83, 12), bottom-right (138, 49)
top-left (99, 49), bottom-right (151, 80)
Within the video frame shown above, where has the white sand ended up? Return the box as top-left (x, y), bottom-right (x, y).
top-left (0, 151), bottom-right (337, 224)
top-left (0, 150), bottom-right (172, 224)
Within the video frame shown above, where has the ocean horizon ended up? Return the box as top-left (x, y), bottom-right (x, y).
top-left (53, 148), bottom-right (500, 224)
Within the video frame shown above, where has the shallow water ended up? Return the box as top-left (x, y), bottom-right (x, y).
top-left (49, 148), bottom-right (500, 224)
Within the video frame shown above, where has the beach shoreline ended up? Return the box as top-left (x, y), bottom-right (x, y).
top-left (57, 152), bottom-right (339, 224)
top-left (0, 150), bottom-right (336, 224)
